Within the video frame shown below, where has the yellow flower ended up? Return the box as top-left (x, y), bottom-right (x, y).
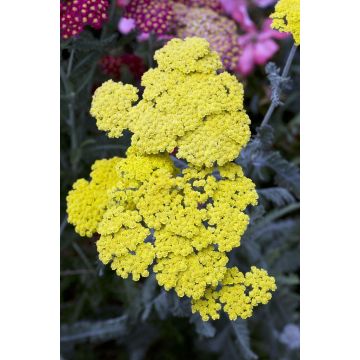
top-left (67, 37), bottom-right (277, 319)
top-left (90, 37), bottom-right (252, 167)
top-left (154, 37), bottom-right (222, 74)
top-left (66, 157), bottom-right (121, 237)
top-left (270, 0), bottom-right (300, 45)
top-left (191, 267), bottom-right (277, 321)
top-left (90, 80), bottom-right (138, 138)
top-left (97, 224), bottom-right (154, 281)
top-left (154, 246), bottom-right (229, 300)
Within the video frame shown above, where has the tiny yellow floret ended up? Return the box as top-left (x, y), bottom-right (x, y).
top-left (270, 0), bottom-right (300, 45)
top-left (66, 157), bottom-right (121, 237)
top-left (90, 37), bottom-right (252, 167)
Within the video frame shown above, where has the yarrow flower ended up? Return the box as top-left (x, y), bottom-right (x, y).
top-left (91, 37), bottom-right (251, 167)
top-left (66, 157), bottom-right (122, 237)
top-left (122, 0), bottom-right (174, 35)
top-left (173, 4), bottom-right (240, 70)
top-left (100, 54), bottom-right (146, 80)
top-left (270, 0), bottom-right (300, 45)
top-left (67, 147), bottom-right (275, 319)
top-left (67, 38), bottom-right (277, 321)
top-left (192, 267), bottom-right (276, 320)
top-left (60, 0), bottom-right (109, 39)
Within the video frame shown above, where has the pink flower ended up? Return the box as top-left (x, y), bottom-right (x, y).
top-left (117, 0), bottom-right (130, 6)
top-left (253, 0), bottom-right (276, 7)
top-left (220, 0), bottom-right (255, 31)
top-left (237, 19), bottom-right (289, 76)
top-left (136, 32), bottom-right (173, 42)
top-left (118, 17), bottom-right (136, 34)
top-left (136, 32), bottom-right (150, 41)
top-left (219, 0), bottom-right (277, 30)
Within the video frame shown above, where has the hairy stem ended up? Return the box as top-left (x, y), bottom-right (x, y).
top-left (261, 44), bottom-right (297, 128)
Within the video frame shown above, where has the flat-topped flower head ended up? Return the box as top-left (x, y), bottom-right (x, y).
top-left (123, 0), bottom-right (174, 35)
top-left (90, 80), bottom-right (139, 138)
top-left (191, 267), bottom-right (277, 321)
top-left (90, 37), bottom-right (252, 167)
top-left (173, 4), bottom-right (240, 71)
top-left (66, 157), bottom-right (121, 237)
top-left (270, 0), bottom-right (300, 45)
top-left (154, 37), bottom-right (222, 73)
top-left (60, 0), bottom-right (109, 39)
top-left (66, 151), bottom-right (267, 309)
top-left (68, 37), bottom-right (277, 320)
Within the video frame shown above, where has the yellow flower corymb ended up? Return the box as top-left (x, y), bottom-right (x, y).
top-left (90, 37), bottom-right (251, 167)
top-left (90, 80), bottom-right (138, 138)
top-left (67, 38), bottom-right (278, 321)
top-left (67, 150), bottom-right (276, 318)
top-left (270, 0), bottom-right (300, 45)
top-left (66, 157), bottom-right (121, 237)
top-left (191, 267), bottom-right (277, 321)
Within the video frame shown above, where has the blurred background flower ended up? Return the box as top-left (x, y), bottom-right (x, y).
top-left (99, 53), bottom-right (145, 80)
top-left (121, 0), bottom-right (174, 36)
top-left (237, 18), bottom-right (289, 75)
top-left (60, 0), bottom-right (109, 39)
top-left (116, 0), bottom-right (290, 75)
top-left (279, 323), bottom-right (300, 350)
top-left (173, 3), bottom-right (240, 70)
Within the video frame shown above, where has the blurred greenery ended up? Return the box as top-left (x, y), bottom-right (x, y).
top-left (61, 1), bottom-right (299, 359)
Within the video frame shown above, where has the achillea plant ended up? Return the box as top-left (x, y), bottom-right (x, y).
top-left (91, 37), bottom-right (250, 167)
top-left (60, 0), bottom-right (109, 39)
top-left (67, 37), bottom-right (276, 321)
top-left (122, 0), bottom-right (174, 35)
top-left (270, 0), bottom-right (300, 45)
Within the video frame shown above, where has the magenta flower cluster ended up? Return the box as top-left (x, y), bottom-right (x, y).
top-left (123, 0), bottom-right (174, 35)
top-left (60, 0), bottom-right (109, 39)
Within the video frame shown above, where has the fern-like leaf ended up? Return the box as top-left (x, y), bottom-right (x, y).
top-left (232, 319), bottom-right (258, 360)
top-left (61, 315), bottom-right (128, 343)
top-left (258, 187), bottom-right (296, 207)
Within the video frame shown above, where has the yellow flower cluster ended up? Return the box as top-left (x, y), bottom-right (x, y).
top-left (66, 148), bottom-right (276, 319)
top-left (191, 267), bottom-right (277, 321)
top-left (66, 157), bottom-right (122, 237)
top-left (270, 0), bottom-right (300, 46)
top-left (67, 38), bottom-right (277, 321)
top-left (90, 80), bottom-right (139, 138)
top-left (90, 37), bottom-right (251, 167)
